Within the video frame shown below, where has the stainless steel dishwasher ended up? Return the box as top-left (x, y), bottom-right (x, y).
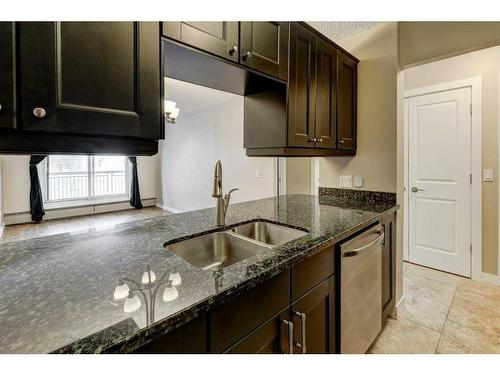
top-left (340, 224), bottom-right (384, 354)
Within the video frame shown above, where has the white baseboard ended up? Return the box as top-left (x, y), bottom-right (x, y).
top-left (4, 198), bottom-right (157, 225)
top-left (390, 294), bottom-right (405, 319)
top-left (481, 272), bottom-right (500, 286)
top-left (156, 203), bottom-right (183, 214)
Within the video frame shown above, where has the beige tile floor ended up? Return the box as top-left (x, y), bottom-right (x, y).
top-left (0, 207), bottom-right (171, 244)
top-left (369, 262), bottom-right (500, 354)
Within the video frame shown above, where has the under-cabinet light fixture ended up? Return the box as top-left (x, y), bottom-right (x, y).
top-left (164, 100), bottom-right (180, 124)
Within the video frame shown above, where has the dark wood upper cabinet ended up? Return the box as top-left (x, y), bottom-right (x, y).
top-left (163, 22), bottom-right (239, 62)
top-left (240, 22), bottom-right (289, 81)
top-left (244, 22), bottom-right (358, 157)
top-left (18, 22), bottom-right (162, 140)
top-left (0, 22), bottom-right (15, 129)
top-left (337, 51), bottom-right (357, 150)
top-left (314, 37), bottom-right (338, 149)
top-left (288, 22), bottom-right (316, 148)
top-left (291, 276), bottom-right (336, 354)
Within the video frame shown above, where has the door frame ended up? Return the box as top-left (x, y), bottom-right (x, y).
top-left (403, 77), bottom-right (482, 280)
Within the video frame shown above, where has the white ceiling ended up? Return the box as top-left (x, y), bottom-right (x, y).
top-left (307, 22), bottom-right (381, 42)
top-left (165, 77), bottom-right (239, 116)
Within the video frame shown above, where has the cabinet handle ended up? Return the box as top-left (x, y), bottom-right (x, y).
top-left (242, 51), bottom-right (252, 61)
top-left (282, 319), bottom-right (294, 354)
top-left (228, 45), bottom-right (238, 56)
top-left (0, 104), bottom-right (2, 111)
top-left (307, 138), bottom-right (316, 143)
top-left (337, 139), bottom-right (345, 144)
top-left (294, 311), bottom-right (307, 354)
top-left (33, 107), bottom-right (47, 118)
top-left (316, 138), bottom-right (324, 143)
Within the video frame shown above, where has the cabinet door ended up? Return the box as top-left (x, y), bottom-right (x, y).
top-left (337, 51), bottom-right (357, 149)
top-left (163, 22), bottom-right (239, 62)
top-left (314, 37), bottom-right (337, 149)
top-left (0, 22), bottom-right (15, 129)
top-left (18, 22), bottom-right (161, 140)
top-left (209, 270), bottom-right (290, 353)
top-left (225, 310), bottom-right (293, 354)
top-left (240, 22), bottom-right (288, 80)
top-left (291, 276), bottom-right (335, 354)
top-left (288, 22), bottom-right (316, 148)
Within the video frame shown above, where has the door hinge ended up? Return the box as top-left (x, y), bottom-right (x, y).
top-left (470, 244), bottom-right (472, 254)
top-left (470, 174), bottom-right (472, 184)
top-left (470, 103), bottom-right (472, 114)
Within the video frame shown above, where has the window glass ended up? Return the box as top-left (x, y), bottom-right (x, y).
top-left (47, 156), bottom-right (89, 201)
top-left (93, 156), bottom-right (127, 197)
top-left (47, 155), bottom-right (127, 202)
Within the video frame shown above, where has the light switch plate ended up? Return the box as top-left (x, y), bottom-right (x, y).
top-left (256, 169), bottom-right (263, 179)
top-left (354, 176), bottom-right (363, 188)
top-left (339, 175), bottom-right (353, 188)
top-left (483, 169), bottom-right (494, 182)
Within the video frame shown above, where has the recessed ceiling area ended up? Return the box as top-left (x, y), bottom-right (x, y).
top-left (307, 21), bottom-right (380, 42)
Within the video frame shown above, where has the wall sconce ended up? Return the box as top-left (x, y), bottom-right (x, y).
top-left (164, 100), bottom-right (180, 124)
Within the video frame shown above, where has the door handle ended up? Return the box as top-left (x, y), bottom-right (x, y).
top-left (282, 319), bottom-right (294, 354)
top-left (294, 311), bottom-right (307, 354)
top-left (411, 187), bottom-right (424, 193)
top-left (342, 232), bottom-right (385, 258)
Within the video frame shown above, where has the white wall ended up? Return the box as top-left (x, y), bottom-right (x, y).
top-left (1, 155), bottom-right (158, 216)
top-left (158, 78), bottom-right (275, 212)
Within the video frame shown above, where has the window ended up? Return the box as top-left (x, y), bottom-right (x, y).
top-left (46, 155), bottom-right (129, 202)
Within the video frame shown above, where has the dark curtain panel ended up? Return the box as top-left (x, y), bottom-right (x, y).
top-left (128, 157), bottom-right (143, 209)
top-left (29, 155), bottom-right (47, 222)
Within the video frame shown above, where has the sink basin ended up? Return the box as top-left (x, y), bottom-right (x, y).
top-left (165, 232), bottom-right (270, 271)
top-left (231, 221), bottom-right (308, 247)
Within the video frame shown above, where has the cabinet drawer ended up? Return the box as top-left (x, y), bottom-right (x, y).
top-left (133, 315), bottom-right (208, 353)
top-left (291, 245), bottom-right (334, 301)
top-left (210, 270), bottom-right (290, 353)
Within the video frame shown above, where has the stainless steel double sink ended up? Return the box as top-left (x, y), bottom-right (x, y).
top-left (164, 221), bottom-right (308, 271)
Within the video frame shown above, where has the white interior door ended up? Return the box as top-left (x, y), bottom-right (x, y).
top-left (408, 87), bottom-right (471, 277)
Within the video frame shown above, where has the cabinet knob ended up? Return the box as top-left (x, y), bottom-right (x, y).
top-left (337, 139), bottom-right (345, 144)
top-left (33, 107), bottom-right (47, 118)
top-left (228, 45), bottom-right (238, 56)
top-left (242, 51), bottom-right (252, 61)
top-left (307, 138), bottom-right (316, 143)
top-left (316, 138), bottom-right (323, 143)
top-left (0, 104), bottom-right (2, 111)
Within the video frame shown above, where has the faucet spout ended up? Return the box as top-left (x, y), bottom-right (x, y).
top-left (212, 160), bottom-right (238, 227)
top-left (212, 160), bottom-right (223, 198)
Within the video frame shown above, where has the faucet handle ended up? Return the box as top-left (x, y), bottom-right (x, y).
top-left (225, 188), bottom-right (239, 199)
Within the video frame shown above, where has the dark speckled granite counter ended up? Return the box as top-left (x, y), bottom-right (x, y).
top-left (0, 193), bottom-right (397, 354)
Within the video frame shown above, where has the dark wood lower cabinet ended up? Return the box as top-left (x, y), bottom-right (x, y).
top-left (132, 216), bottom-right (397, 354)
top-left (133, 315), bottom-right (208, 354)
top-left (381, 211), bottom-right (397, 320)
top-left (225, 309), bottom-right (291, 354)
top-left (292, 276), bottom-right (335, 354)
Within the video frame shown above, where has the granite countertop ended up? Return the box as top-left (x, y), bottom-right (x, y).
top-left (0, 193), bottom-right (397, 354)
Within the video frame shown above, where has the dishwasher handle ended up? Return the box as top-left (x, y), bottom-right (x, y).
top-left (342, 232), bottom-right (384, 258)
